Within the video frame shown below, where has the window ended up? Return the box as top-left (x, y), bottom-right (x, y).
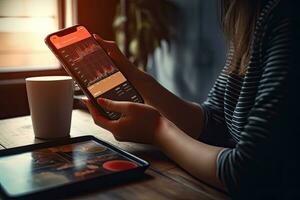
top-left (0, 0), bottom-right (74, 72)
top-left (0, 0), bottom-right (116, 119)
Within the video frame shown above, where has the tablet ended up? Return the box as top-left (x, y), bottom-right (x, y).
top-left (0, 136), bottom-right (149, 199)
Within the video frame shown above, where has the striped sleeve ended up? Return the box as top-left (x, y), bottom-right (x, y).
top-left (199, 47), bottom-right (232, 147)
top-left (217, 17), bottom-right (292, 198)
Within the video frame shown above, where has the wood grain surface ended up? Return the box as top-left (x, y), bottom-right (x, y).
top-left (0, 109), bottom-right (230, 200)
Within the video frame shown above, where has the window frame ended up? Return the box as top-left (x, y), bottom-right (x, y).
top-left (0, 0), bottom-right (69, 80)
top-left (0, 0), bottom-right (118, 119)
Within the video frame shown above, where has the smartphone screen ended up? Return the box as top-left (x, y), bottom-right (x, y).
top-left (46, 25), bottom-right (143, 119)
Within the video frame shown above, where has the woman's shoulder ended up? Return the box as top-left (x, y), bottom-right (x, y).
top-left (259, 0), bottom-right (300, 88)
top-left (258, 0), bottom-right (299, 52)
top-left (263, 0), bottom-right (298, 28)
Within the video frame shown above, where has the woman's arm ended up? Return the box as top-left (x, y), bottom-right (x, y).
top-left (94, 34), bottom-right (204, 139)
top-left (155, 117), bottom-right (225, 190)
top-left (83, 98), bottom-right (225, 190)
top-left (136, 74), bottom-right (205, 139)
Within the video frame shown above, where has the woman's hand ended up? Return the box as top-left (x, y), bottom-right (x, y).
top-left (82, 98), bottom-right (164, 144)
top-left (89, 35), bottom-right (224, 190)
top-left (93, 34), bottom-right (205, 139)
top-left (82, 98), bottom-right (224, 190)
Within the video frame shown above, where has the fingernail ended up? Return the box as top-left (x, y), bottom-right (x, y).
top-left (97, 98), bottom-right (106, 104)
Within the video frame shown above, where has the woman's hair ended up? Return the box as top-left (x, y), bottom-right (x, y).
top-left (220, 0), bottom-right (261, 75)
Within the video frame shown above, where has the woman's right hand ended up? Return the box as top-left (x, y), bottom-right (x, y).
top-left (93, 34), bottom-right (205, 139)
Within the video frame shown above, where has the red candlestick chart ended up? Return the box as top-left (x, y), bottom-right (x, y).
top-left (73, 43), bottom-right (101, 63)
top-left (61, 38), bottom-right (119, 87)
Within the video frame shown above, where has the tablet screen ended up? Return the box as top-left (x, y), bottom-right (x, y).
top-left (0, 140), bottom-right (139, 196)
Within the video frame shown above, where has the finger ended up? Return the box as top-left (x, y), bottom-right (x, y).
top-left (82, 99), bottom-right (107, 123)
top-left (82, 99), bottom-right (116, 130)
top-left (93, 34), bottom-right (116, 52)
top-left (97, 98), bottom-right (137, 114)
top-left (93, 34), bottom-right (104, 46)
top-left (93, 33), bottom-right (103, 41)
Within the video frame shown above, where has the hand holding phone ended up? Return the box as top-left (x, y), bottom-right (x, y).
top-left (45, 25), bottom-right (144, 120)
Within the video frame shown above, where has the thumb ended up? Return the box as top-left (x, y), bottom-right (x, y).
top-left (93, 34), bottom-right (116, 54)
top-left (97, 98), bottom-right (135, 114)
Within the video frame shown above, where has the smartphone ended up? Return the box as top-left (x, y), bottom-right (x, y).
top-left (45, 25), bottom-right (144, 120)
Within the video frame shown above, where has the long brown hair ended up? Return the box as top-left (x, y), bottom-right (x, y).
top-left (220, 0), bottom-right (261, 75)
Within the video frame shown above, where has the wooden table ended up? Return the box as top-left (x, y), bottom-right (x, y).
top-left (0, 109), bottom-right (230, 200)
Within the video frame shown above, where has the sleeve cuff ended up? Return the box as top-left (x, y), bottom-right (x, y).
top-left (216, 148), bottom-right (229, 181)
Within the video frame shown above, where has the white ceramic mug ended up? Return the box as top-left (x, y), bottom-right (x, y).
top-left (26, 76), bottom-right (73, 139)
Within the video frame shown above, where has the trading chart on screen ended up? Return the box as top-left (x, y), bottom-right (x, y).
top-left (50, 26), bottom-right (143, 118)
top-left (59, 37), bottom-right (120, 88)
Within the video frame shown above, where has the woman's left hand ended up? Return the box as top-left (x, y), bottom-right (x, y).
top-left (82, 98), bottom-right (165, 144)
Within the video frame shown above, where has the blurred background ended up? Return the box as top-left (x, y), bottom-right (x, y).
top-left (0, 0), bottom-right (226, 119)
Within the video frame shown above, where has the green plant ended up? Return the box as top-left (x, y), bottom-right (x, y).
top-left (113, 0), bottom-right (177, 71)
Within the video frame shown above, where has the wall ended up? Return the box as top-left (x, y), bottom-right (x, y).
top-left (148, 0), bottom-right (226, 104)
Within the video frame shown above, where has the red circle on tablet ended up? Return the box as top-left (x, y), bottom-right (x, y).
top-left (102, 160), bottom-right (138, 172)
